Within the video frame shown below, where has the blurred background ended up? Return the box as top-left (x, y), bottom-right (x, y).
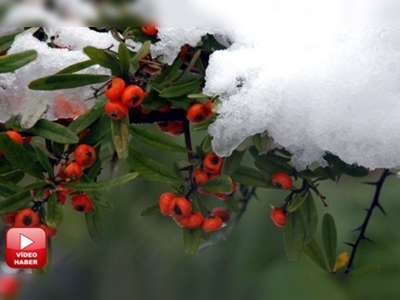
top-left (0, 126), bottom-right (398, 299)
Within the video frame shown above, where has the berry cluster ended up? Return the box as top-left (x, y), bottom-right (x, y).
top-left (159, 193), bottom-right (229, 232)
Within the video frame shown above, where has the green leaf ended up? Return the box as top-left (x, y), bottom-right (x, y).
top-left (128, 125), bottom-right (188, 153)
top-left (140, 202), bottom-right (160, 217)
top-left (250, 146), bottom-right (295, 176)
top-left (2, 170), bottom-right (25, 184)
top-left (141, 90), bottom-right (170, 110)
top-left (287, 191), bottom-right (308, 213)
top-left (33, 145), bottom-right (54, 178)
top-left (183, 227), bottom-right (202, 255)
top-left (111, 118), bottom-right (129, 159)
top-left (118, 42), bottom-right (131, 75)
top-left (28, 74), bottom-right (110, 90)
top-left (159, 78), bottom-right (201, 98)
top-left (345, 165), bottom-right (369, 178)
top-left (284, 208), bottom-right (306, 261)
top-left (80, 114), bottom-right (111, 145)
top-left (126, 146), bottom-right (182, 186)
top-left (84, 46), bottom-right (121, 74)
top-left (222, 150), bottom-right (245, 176)
top-left (0, 50), bottom-right (37, 73)
top-left (0, 175), bottom-right (23, 197)
top-left (55, 60), bottom-right (97, 74)
top-left (224, 197), bottom-right (239, 213)
top-left (232, 166), bottom-right (274, 188)
top-left (302, 238), bottom-right (330, 271)
top-left (187, 93), bottom-right (209, 100)
top-left (68, 101), bottom-right (106, 135)
top-left (85, 204), bottom-right (103, 243)
top-left (0, 160), bottom-right (14, 174)
top-left (86, 191), bottom-right (113, 210)
top-left (199, 175), bottom-right (233, 194)
top-left (32, 239), bottom-right (52, 274)
top-left (84, 160), bottom-right (102, 182)
top-left (0, 134), bottom-right (44, 179)
top-left (27, 119), bottom-right (79, 144)
top-left (0, 28), bottom-right (23, 52)
top-left (252, 134), bottom-right (272, 153)
top-left (131, 40), bottom-right (151, 65)
top-left (0, 189), bottom-right (32, 215)
top-left (153, 57), bottom-right (183, 85)
top-left (299, 192), bottom-right (318, 244)
top-left (67, 172), bottom-right (138, 192)
top-left (45, 193), bottom-right (63, 229)
top-left (179, 49), bottom-right (201, 79)
top-left (352, 264), bottom-right (381, 274)
top-left (322, 213), bottom-right (337, 271)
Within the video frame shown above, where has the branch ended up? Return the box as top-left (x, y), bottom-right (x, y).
top-left (344, 169), bottom-right (390, 274)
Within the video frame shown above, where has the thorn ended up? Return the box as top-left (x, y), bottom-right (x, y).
top-left (352, 226), bottom-right (362, 232)
top-left (376, 203), bottom-right (387, 216)
top-left (362, 236), bottom-right (375, 244)
top-left (344, 242), bottom-right (355, 248)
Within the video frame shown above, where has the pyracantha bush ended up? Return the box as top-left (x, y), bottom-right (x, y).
top-left (0, 27), bottom-right (391, 275)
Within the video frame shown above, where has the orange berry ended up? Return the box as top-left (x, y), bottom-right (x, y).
top-left (105, 77), bottom-right (126, 102)
top-left (178, 212), bottom-right (204, 229)
top-left (71, 194), bottom-right (93, 213)
top-left (167, 122), bottom-right (184, 136)
top-left (270, 206), bottom-right (287, 228)
top-left (202, 216), bottom-right (223, 232)
top-left (211, 207), bottom-right (230, 223)
top-left (192, 169), bottom-right (209, 185)
top-left (13, 208), bottom-right (40, 227)
top-left (6, 131), bottom-right (23, 145)
top-left (205, 100), bottom-right (213, 117)
top-left (159, 192), bottom-right (176, 216)
top-left (60, 161), bottom-right (83, 182)
top-left (271, 172), bottom-right (293, 190)
top-left (74, 144), bottom-right (96, 168)
top-left (2, 213), bottom-right (16, 226)
top-left (141, 26), bottom-right (158, 36)
top-left (38, 223), bottom-right (58, 238)
top-left (158, 104), bottom-right (171, 112)
top-left (121, 85), bottom-right (145, 108)
top-left (105, 101), bottom-right (128, 120)
top-left (186, 103), bottom-right (210, 124)
top-left (203, 152), bottom-right (224, 174)
top-left (170, 197), bottom-right (192, 220)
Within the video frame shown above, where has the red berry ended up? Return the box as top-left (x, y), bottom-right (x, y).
top-left (6, 130), bottom-right (23, 145)
top-left (202, 216), bottom-right (223, 232)
top-left (105, 77), bottom-right (126, 102)
top-left (186, 103), bottom-right (210, 124)
top-left (121, 85), bottom-right (145, 108)
top-left (203, 152), bottom-right (224, 175)
top-left (211, 207), bottom-right (230, 223)
top-left (60, 161), bottom-right (83, 182)
top-left (158, 104), bottom-right (171, 112)
top-left (270, 206), bottom-right (287, 228)
top-left (192, 169), bottom-right (209, 185)
top-left (156, 121), bottom-right (184, 136)
top-left (178, 212), bottom-right (204, 229)
top-left (2, 213), bottom-right (16, 226)
top-left (105, 101), bottom-right (128, 120)
top-left (272, 172), bottom-right (293, 190)
top-left (74, 144), bottom-right (96, 168)
top-left (13, 208), bottom-right (40, 227)
top-left (141, 26), bottom-right (158, 36)
top-left (38, 223), bottom-right (58, 238)
top-left (71, 194), bottom-right (93, 213)
top-left (159, 192), bottom-right (176, 216)
top-left (170, 197), bottom-right (192, 220)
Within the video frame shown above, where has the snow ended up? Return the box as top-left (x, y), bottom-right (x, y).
top-left (0, 27), bottom-right (121, 128)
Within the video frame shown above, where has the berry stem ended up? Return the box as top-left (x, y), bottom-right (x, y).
top-left (344, 169), bottom-right (390, 274)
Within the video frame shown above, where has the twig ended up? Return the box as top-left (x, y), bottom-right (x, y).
top-left (344, 169), bottom-right (390, 274)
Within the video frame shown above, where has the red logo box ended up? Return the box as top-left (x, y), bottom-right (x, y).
top-left (5, 227), bottom-right (47, 269)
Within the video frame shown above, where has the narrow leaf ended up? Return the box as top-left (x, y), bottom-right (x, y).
top-left (85, 204), bottom-right (103, 243)
top-left (183, 227), bottom-right (202, 255)
top-left (128, 125), bottom-right (188, 153)
top-left (284, 208), bottom-right (306, 261)
top-left (118, 43), bottom-right (131, 75)
top-left (84, 46), bottom-right (121, 74)
top-left (222, 150), bottom-right (245, 176)
top-left (352, 264), bottom-right (381, 274)
top-left (45, 193), bottom-right (63, 229)
top-left (67, 172), bottom-right (138, 192)
top-left (0, 50), bottom-right (37, 73)
top-left (131, 40), bottom-right (151, 64)
top-left (199, 175), bottom-right (233, 194)
top-left (127, 146), bottom-right (182, 186)
top-left (232, 166), bottom-right (274, 188)
top-left (287, 190), bottom-right (308, 213)
top-left (299, 192), bottom-right (318, 243)
top-left (56, 60), bottom-right (96, 74)
top-left (322, 213), bottom-right (337, 271)
top-left (29, 74), bottom-right (110, 90)
top-left (159, 79), bottom-right (201, 98)
top-left (140, 202), bottom-right (160, 217)
top-left (68, 101), bottom-right (106, 135)
top-left (302, 238), bottom-right (330, 271)
top-left (0, 189), bottom-right (32, 215)
top-left (111, 118), bottom-right (129, 159)
top-left (33, 146), bottom-right (54, 178)
top-left (27, 119), bottom-right (79, 144)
